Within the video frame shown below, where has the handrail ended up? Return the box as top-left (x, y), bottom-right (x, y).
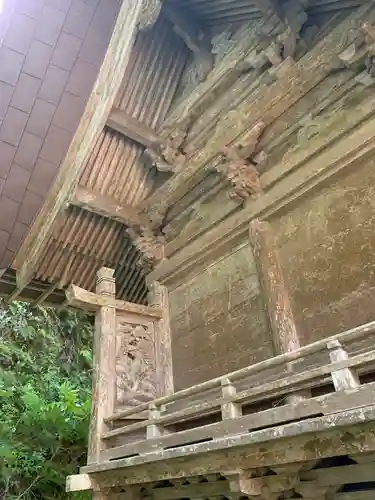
top-left (102, 348), bottom-right (375, 440)
top-left (106, 319), bottom-right (375, 422)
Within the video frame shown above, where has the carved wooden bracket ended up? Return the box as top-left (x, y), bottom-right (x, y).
top-left (363, 22), bottom-right (375, 78)
top-left (127, 226), bottom-right (164, 272)
top-left (338, 23), bottom-right (375, 86)
top-left (137, 0), bottom-right (161, 31)
top-left (215, 122), bottom-right (266, 202)
top-left (144, 127), bottom-right (188, 173)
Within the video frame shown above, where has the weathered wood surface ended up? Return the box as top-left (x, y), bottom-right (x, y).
top-left (148, 282), bottom-right (174, 397)
top-left (328, 340), bottom-right (361, 391)
top-left (115, 316), bottom-right (157, 410)
top-left (87, 268), bottom-right (117, 464)
top-left (103, 348), bottom-right (375, 436)
top-left (143, 4), bottom-right (375, 224)
top-left (80, 406), bottom-right (375, 480)
top-left (66, 284), bottom-right (162, 318)
top-left (106, 319), bottom-right (375, 423)
top-left (249, 219), bottom-right (300, 355)
top-left (107, 108), bottom-right (160, 148)
top-left (14, 0), bottom-right (145, 290)
top-left (150, 110), bottom-right (375, 291)
top-left (166, 242), bottom-right (272, 389)
top-left (162, 87), bottom-right (375, 259)
top-left (102, 349), bottom-right (375, 442)
top-left (71, 185), bottom-right (150, 228)
top-left (102, 382), bottom-right (375, 461)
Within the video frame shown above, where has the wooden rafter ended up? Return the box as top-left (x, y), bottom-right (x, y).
top-left (107, 108), bottom-right (161, 148)
top-left (71, 185), bottom-right (151, 229)
top-left (13, 0), bottom-right (145, 291)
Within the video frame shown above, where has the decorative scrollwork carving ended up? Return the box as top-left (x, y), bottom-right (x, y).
top-left (116, 322), bottom-right (156, 408)
top-left (137, 0), bottom-right (161, 31)
top-left (215, 122), bottom-right (266, 202)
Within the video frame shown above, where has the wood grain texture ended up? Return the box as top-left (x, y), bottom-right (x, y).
top-left (249, 219), bottom-right (300, 355)
top-left (14, 0), bottom-right (145, 289)
top-left (66, 284), bottom-right (162, 318)
top-left (143, 4), bottom-right (375, 222)
top-left (107, 108), bottom-right (160, 148)
top-left (71, 185), bottom-right (150, 229)
top-left (148, 281), bottom-right (174, 397)
top-left (88, 267), bottom-right (116, 464)
top-left (168, 243), bottom-right (273, 389)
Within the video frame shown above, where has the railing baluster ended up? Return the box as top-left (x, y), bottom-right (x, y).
top-left (146, 403), bottom-right (164, 439)
top-left (221, 378), bottom-right (243, 420)
top-left (327, 340), bottom-right (360, 391)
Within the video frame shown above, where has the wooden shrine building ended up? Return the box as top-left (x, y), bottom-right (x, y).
top-left (3, 0), bottom-right (375, 499)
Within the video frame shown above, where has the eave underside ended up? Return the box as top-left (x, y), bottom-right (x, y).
top-left (6, 0), bottom-right (373, 306)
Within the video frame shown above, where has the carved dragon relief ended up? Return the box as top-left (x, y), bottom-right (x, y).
top-left (115, 321), bottom-right (156, 409)
top-left (214, 122), bottom-right (267, 202)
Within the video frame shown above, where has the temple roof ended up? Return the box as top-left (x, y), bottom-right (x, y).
top-left (0, 0), bottom-right (368, 307)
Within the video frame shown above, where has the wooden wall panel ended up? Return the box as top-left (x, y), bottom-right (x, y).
top-left (273, 154), bottom-right (375, 346)
top-left (169, 242), bottom-right (273, 390)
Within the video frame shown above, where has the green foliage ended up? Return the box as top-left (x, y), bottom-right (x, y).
top-left (0, 300), bottom-right (93, 500)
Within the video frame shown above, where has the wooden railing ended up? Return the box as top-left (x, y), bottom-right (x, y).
top-left (99, 320), bottom-right (375, 463)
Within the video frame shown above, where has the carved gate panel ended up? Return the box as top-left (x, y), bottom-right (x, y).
top-left (115, 314), bottom-right (157, 411)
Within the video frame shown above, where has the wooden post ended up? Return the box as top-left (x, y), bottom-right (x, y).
top-left (87, 267), bottom-right (117, 465)
top-left (249, 219), bottom-right (309, 403)
top-left (148, 281), bottom-right (174, 397)
top-left (327, 340), bottom-right (361, 391)
top-left (146, 404), bottom-right (164, 439)
top-left (249, 219), bottom-right (300, 355)
top-left (221, 378), bottom-right (242, 420)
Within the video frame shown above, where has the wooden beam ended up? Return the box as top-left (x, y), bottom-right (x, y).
top-left (107, 108), bottom-right (161, 148)
top-left (80, 406), bottom-right (375, 479)
top-left (13, 0), bottom-right (145, 291)
top-left (142, 4), bottom-right (374, 225)
top-left (300, 462), bottom-right (375, 485)
top-left (66, 474), bottom-right (92, 492)
top-left (33, 283), bottom-right (58, 306)
top-left (66, 283), bottom-right (162, 319)
top-left (71, 185), bottom-right (151, 228)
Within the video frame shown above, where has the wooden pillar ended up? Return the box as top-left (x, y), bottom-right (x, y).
top-left (249, 219), bottom-right (300, 354)
top-left (87, 268), bottom-right (116, 465)
top-left (327, 340), bottom-right (360, 391)
top-left (249, 220), bottom-right (308, 403)
top-left (148, 281), bottom-right (174, 397)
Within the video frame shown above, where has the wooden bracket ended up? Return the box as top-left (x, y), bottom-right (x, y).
top-left (144, 126), bottom-right (188, 173)
top-left (127, 226), bottom-right (165, 272)
top-left (137, 0), bottom-right (162, 31)
top-left (215, 122), bottom-right (266, 202)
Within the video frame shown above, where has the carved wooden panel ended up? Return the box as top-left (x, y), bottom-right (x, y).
top-left (115, 314), bottom-right (157, 409)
